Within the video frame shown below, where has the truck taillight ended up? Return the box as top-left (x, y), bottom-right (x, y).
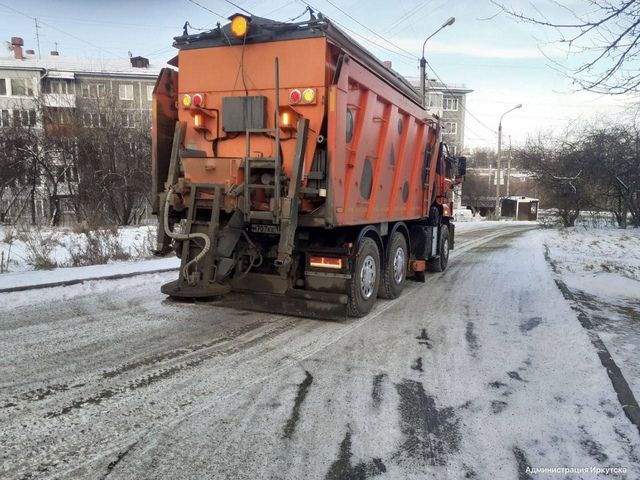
top-left (309, 256), bottom-right (343, 269)
top-left (289, 88), bottom-right (316, 105)
top-left (302, 88), bottom-right (316, 104)
top-left (289, 89), bottom-right (302, 104)
top-left (194, 112), bottom-right (204, 128)
top-left (193, 93), bottom-right (204, 107)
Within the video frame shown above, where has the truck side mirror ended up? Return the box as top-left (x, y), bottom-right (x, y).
top-left (457, 156), bottom-right (467, 176)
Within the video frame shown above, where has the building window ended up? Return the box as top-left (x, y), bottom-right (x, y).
top-left (10, 78), bottom-right (34, 96)
top-left (427, 92), bottom-right (443, 109)
top-left (47, 108), bottom-right (73, 125)
top-left (443, 97), bottom-right (459, 111)
top-left (13, 110), bottom-right (37, 126)
top-left (122, 111), bottom-right (137, 128)
top-left (0, 109), bottom-right (9, 126)
top-left (146, 85), bottom-right (154, 101)
top-left (141, 110), bottom-right (151, 126)
top-left (119, 84), bottom-right (134, 101)
top-left (0, 79), bottom-right (6, 96)
top-left (444, 122), bottom-right (458, 134)
top-left (44, 79), bottom-right (73, 94)
top-left (81, 83), bottom-right (106, 98)
top-left (83, 112), bottom-right (106, 128)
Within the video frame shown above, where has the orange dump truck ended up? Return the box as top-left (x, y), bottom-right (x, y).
top-left (152, 12), bottom-right (465, 319)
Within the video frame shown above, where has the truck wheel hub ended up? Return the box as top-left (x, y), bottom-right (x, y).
top-left (393, 248), bottom-right (405, 284)
top-left (360, 255), bottom-right (376, 299)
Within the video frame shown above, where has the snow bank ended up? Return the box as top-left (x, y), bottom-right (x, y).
top-left (0, 225), bottom-right (158, 274)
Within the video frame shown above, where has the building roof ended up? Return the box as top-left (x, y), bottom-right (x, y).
top-left (405, 76), bottom-right (473, 94)
top-left (0, 53), bottom-right (162, 78)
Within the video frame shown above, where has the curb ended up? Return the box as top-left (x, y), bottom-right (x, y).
top-left (0, 267), bottom-right (178, 294)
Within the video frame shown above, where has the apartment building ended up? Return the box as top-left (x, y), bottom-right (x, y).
top-left (405, 74), bottom-right (473, 155)
top-left (0, 37), bottom-right (160, 128)
top-left (0, 36), bottom-right (161, 224)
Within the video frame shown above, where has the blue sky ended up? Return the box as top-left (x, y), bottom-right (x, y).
top-left (1, 0), bottom-right (636, 149)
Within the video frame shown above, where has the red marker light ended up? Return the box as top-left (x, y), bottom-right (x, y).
top-left (289, 89), bottom-right (302, 104)
top-left (193, 93), bottom-right (204, 107)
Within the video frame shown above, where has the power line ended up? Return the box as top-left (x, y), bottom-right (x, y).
top-left (322, 0), bottom-right (418, 60)
top-left (220, 0), bottom-right (253, 16)
top-left (381, 0), bottom-right (430, 35)
top-left (425, 59), bottom-right (498, 134)
top-left (302, 0), bottom-right (496, 136)
top-left (185, 0), bottom-right (227, 20)
top-left (0, 1), bottom-right (126, 58)
top-left (297, 0), bottom-right (415, 64)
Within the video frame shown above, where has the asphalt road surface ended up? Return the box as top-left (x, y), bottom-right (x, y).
top-left (2, 222), bottom-right (639, 479)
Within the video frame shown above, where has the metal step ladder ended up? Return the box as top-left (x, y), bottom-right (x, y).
top-left (242, 58), bottom-right (284, 224)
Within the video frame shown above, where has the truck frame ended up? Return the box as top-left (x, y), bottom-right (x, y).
top-left (151, 12), bottom-right (465, 319)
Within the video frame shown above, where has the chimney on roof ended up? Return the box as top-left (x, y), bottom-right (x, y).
top-left (25, 49), bottom-right (35, 55)
top-left (130, 55), bottom-right (150, 68)
top-left (50, 50), bottom-right (59, 56)
top-left (11, 37), bottom-right (24, 60)
top-left (383, 60), bottom-right (392, 69)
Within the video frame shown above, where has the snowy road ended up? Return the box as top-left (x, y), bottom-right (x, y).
top-left (2, 223), bottom-right (639, 479)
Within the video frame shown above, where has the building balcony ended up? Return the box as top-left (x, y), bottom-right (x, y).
top-left (42, 93), bottom-right (76, 108)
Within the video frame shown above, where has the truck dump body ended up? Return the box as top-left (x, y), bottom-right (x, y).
top-left (152, 13), bottom-right (464, 319)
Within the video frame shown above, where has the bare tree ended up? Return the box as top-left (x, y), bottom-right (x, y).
top-left (0, 124), bottom-right (29, 223)
top-left (494, 0), bottom-right (640, 94)
top-left (73, 96), bottom-right (151, 226)
top-left (515, 133), bottom-right (595, 227)
top-left (582, 126), bottom-right (640, 227)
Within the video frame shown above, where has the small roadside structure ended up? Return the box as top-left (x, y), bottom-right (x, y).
top-left (501, 196), bottom-right (539, 221)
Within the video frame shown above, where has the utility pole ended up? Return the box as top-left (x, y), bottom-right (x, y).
top-left (419, 17), bottom-right (455, 107)
top-left (495, 104), bottom-right (522, 218)
top-left (506, 134), bottom-right (512, 197)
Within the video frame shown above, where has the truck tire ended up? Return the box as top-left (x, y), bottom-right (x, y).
top-left (379, 232), bottom-right (407, 299)
top-left (347, 237), bottom-right (381, 317)
top-left (427, 226), bottom-right (449, 273)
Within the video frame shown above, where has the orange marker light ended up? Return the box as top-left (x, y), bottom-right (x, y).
top-left (281, 111), bottom-right (291, 127)
top-left (194, 112), bottom-right (204, 128)
top-left (230, 15), bottom-right (249, 37)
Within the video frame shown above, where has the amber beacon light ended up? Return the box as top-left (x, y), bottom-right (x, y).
top-left (230, 14), bottom-right (249, 37)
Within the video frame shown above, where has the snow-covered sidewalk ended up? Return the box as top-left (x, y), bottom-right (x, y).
top-left (544, 227), bottom-right (640, 400)
top-left (0, 256), bottom-right (179, 292)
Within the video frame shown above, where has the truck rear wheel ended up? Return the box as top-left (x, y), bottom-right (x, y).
top-left (379, 232), bottom-right (407, 299)
top-left (427, 227), bottom-right (449, 273)
top-left (347, 237), bottom-right (380, 317)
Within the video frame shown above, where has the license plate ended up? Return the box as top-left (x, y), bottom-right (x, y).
top-left (251, 224), bottom-right (280, 234)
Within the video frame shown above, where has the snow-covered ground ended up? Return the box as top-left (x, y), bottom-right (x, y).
top-left (0, 225), bottom-right (158, 274)
top-left (545, 226), bottom-right (640, 398)
top-left (3, 222), bottom-right (640, 479)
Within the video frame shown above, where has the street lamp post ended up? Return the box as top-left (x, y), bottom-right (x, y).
top-left (495, 104), bottom-right (522, 217)
top-left (420, 17), bottom-right (455, 107)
